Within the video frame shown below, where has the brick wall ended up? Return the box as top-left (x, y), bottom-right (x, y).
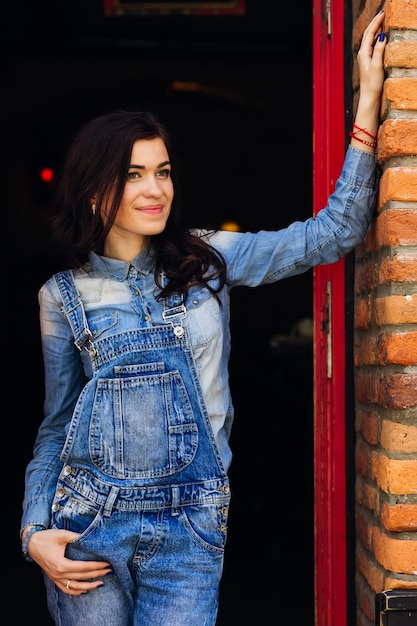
top-left (352, 1), bottom-right (417, 625)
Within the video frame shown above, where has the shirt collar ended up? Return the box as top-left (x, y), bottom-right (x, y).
top-left (88, 245), bottom-right (157, 281)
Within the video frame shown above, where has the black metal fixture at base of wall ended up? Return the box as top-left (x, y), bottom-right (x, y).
top-left (375, 590), bottom-right (417, 625)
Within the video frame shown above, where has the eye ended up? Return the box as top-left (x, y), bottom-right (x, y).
top-left (127, 170), bottom-right (141, 180)
top-left (156, 168), bottom-right (171, 179)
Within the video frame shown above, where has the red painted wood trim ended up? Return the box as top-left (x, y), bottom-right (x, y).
top-left (312, 0), bottom-right (347, 624)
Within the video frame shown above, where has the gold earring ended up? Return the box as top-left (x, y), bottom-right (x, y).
top-left (91, 203), bottom-right (96, 215)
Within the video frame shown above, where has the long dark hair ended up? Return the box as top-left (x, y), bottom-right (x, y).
top-left (51, 110), bottom-right (226, 301)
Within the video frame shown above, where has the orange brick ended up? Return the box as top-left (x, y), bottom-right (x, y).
top-left (372, 453), bottom-right (417, 494)
top-left (373, 527), bottom-right (417, 574)
top-left (357, 409), bottom-right (380, 445)
top-left (385, 45), bottom-right (417, 71)
top-left (355, 373), bottom-right (376, 405)
top-left (355, 372), bottom-right (417, 409)
top-left (375, 373), bottom-right (417, 410)
top-left (384, 77), bottom-right (417, 110)
top-left (367, 330), bottom-right (417, 367)
top-left (363, 483), bottom-right (380, 517)
top-left (357, 541), bottom-right (372, 580)
top-left (374, 295), bottom-right (417, 325)
top-left (356, 473), bottom-right (366, 506)
top-left (356, 439), bottom-right (371, 478)
top-left (359, 336), bottom-right (379, 366)
top-left (356, 568), bottom-right (377, 623)
top-left (361, 222), bottom-right (378, 254)
top-left (365, 558), bottom-right (386, 594)
top-left (357, 228), bottom-right (378, 257)
top-left (379, 254), bottom-right (417, 284)
top-left (357, 509), bottom-right (374, 550)
top-left (382, 503), bottom-right (417, 532)
top-left (383, 331), bottom-right (417, 365)
top-left (356, 262), bottom-right (378, 292)
top-left (354, 344), bottom-right (360, 368)
top-left (381, 420), bottom-right (417, 453)
top-left (374, 206), bottom-right (417, 243)
top-left (384, 373), bottom-right (417, 409)
top-left (385, 0), bottom-right (417, 29)
top-left (378, 168), bottom-right (417, 207)
top-left (355, 297), bottom-right (372, 330)
top-left (377, 119), bottom-right (417, 162)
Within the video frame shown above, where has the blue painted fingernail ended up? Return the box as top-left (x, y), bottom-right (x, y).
top-left (378, 32), bottom-right (386, 42)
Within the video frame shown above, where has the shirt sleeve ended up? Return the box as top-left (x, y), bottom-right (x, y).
top-left (20, 278), bottom-right (87, 533)
top-left (209, 146), bottom-right (378, 287)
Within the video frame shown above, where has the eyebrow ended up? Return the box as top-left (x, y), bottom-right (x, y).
top-left (129, 160), bottom-right (171, 169)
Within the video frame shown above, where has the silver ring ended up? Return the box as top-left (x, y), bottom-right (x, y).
top-left (66, 579), bottom-right (71, 590)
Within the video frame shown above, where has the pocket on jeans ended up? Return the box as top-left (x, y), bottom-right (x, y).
top-left (179, 502), bottom-right (229, 554)
top-left (51, 484), bottom-right (101, 539)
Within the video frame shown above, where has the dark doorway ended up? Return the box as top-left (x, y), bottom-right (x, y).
top-left (5, 2), bottom-right (313, 623)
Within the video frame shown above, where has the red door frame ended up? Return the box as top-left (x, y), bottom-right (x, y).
top-left (312, 1), bottom-right (347, 624)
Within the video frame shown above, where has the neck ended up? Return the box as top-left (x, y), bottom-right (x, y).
top-left (103, 235), bottom-right (149, 262)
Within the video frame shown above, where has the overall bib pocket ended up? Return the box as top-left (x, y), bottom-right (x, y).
top-left (89, 361), bottom-right (199, 479)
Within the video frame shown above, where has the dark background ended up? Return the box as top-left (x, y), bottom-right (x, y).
top-left (4, 1), bottom-right (314, 623)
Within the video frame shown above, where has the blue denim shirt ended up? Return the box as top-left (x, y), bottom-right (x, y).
top-left (21, 146), bottom-right (377, 532)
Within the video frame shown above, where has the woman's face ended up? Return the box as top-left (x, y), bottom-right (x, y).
top-left (103, 137), bottom-right (174, 260)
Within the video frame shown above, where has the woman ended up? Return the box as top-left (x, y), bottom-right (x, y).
top-left (21, 12), bottom-right (386, 626)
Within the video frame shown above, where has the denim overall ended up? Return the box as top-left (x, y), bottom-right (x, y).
top-left (46, 270), bottom-right (230, 626)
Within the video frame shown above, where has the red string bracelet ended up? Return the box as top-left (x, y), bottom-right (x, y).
top-left (349, 122), bottom-right (377, 148)
top-left (352, 123), bottom-right (377, 140)
top-left (348, 132), bottom-right (377, 148)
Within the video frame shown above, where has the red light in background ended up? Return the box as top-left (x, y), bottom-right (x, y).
top-left (40, 167), bottom-right (54, 183)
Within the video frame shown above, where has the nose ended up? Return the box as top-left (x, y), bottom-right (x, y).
top-left (143, 174), bottom-right (163, 197)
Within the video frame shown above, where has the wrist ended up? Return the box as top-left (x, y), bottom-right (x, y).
top-left (357, 92), bottom-right (382, 108)
top-left (21, 524), bottom-right (46, 562)
top-left (354, 102), bottom-right (381, 130)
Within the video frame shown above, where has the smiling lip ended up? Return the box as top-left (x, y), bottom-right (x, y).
top-left (137, 205), bottom-right (164, 213)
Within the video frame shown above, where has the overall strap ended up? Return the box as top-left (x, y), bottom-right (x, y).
top-left (162, 299), bottom-right (187, 338)
top-left (54, 270), bottom-right (97, 358)
top-left (160, 272), bottom-right (187, 339)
